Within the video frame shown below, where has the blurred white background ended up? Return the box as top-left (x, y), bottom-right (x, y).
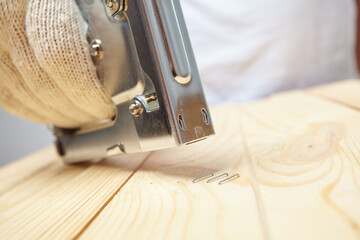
top-left (0, 109), bottom-right (52, 166)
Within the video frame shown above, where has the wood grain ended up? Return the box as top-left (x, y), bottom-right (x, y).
top-left (308, 79), bottom-right (360, 110)
top-left (80, 105), bottom-right (265, 240)
top-left (0, 150), bottom-right (149, 239)
top-left (242, 92), bottom-right (360, 240)
top-left (80, 91), bottom-right (360, 240)
top-left (1, 81), bottom-right (360, 240)
top-left (0, 147), bottom-right (57, 196)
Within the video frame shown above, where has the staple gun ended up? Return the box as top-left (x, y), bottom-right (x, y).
top-left (54, 0), bottom-right (215, 163)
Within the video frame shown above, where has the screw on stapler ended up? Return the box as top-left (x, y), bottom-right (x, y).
top-left (54, 0), bottom-right (215, 163)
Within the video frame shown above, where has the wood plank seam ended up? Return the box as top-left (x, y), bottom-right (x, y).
top-left (2, 82), bottom-right (360, 240)
top-left (306, 79), bottom-right (360, 111)
top-left (76, 90), bottom-right (360, 240)
top-left (320, 146), bottom-right (360, 239)
top-left (239, 109), bottom-right (272, 240)
top-left (79, 105), bottom-right (268, 239)
top-left (306, 92), bottom-right (360, 112)
top-left (73, 152), bottom-right (154, 239)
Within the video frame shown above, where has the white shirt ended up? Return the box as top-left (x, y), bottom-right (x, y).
top-left (181, 0), bottom-right (359, 105)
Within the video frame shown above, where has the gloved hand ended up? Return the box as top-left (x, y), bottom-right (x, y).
top-left (0, 0), bottom-right (115, 128)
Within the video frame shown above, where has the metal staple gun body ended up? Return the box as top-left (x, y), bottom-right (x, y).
top-left (54, 0), bottom-right (215, 163)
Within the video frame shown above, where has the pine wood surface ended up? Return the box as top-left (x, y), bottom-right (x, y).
top-left (0, 80), bottom-right (360, 240)
top-left (308, 79), bottom-right (360, 110)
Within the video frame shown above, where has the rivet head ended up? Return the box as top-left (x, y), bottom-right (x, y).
top-left (103, 0), bottom-right (126, 18)
top-left (90, 39), bottom-right (103, 64)
top-left (104, 0), bottom-right (116, 8)
top-left (129, 100), bottom-right (144, 117)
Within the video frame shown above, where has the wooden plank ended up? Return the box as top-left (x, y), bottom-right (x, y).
top-left (1, 81), bottom-right (360, 240)
top-left (0, 151), bottom-right (149, 239)
top-left (79, 105), bottom-right (265, 240)
top-left (308, 79), bottom-right (360, 110)
top-left (0, 147), bottom-right (57, 196)
top-left (242, 92), bottom-right (360, 240)
top-left (79, 91), bottom-right (360, 240)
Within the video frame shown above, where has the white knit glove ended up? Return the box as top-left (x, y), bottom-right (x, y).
top-left (0, 0), bottom-right (115, 128)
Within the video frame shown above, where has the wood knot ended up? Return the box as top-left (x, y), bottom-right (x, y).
top-left (284, 123), bottom-right (345, 164)
top-left (252, 122), bottom-right (345, 187)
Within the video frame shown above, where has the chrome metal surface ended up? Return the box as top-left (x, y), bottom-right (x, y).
top-left (106, 143), bottom-right (125, 155)
top-left (201, 108), bottom-right (210, 125)
top-left (56, 0), bottom-right (215, 163)
top-left (129, 100), bottom-right (144, 117)
top-left (153, 0), bottom-right (192, 85)
top-left (103, 0), bottom-right (127, 17)
top-left (207, 173), bottom-right (228, 183)
top-left (219, 174), bottom-right (240, 185)
top-left (90, 39), bottom-right (103, 63)
top-left (177, 114), bottom-right (186, 131)
top-left (192, 172), bottom-right (214, 183)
